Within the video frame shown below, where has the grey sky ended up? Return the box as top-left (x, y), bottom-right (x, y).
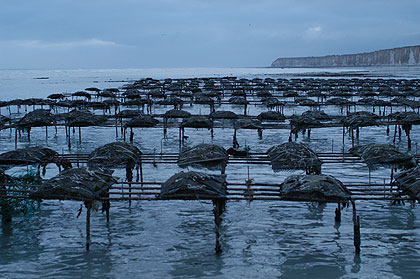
top-left (0, 0), bottom-right (419, 69)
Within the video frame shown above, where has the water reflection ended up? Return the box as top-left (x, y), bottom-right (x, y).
top-left (2, 68), bottom-right (420, 278)
top-left (279, 253), bottom-right (346, 279)
top-left (304, 202), bottom-right (326, 221)
top-left (168, 254), bottom-right (225, 278)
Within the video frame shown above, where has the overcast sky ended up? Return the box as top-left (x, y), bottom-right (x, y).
top-left (0, 0), bottom-right (419, 69)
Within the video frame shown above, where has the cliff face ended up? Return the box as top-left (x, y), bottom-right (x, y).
top-left (271, 45), bottom-right (420, 67)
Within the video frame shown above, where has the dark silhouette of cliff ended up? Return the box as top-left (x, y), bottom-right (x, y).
top-left (271, 45), bottom-right (420, 67)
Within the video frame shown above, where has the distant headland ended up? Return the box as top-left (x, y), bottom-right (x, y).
top-left (271, 45), bottom-right (420, 67)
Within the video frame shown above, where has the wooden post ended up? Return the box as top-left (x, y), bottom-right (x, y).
top-left (390, 167), bottom-right (394, 185)
top-left (164, 118), bottom-right (167, 138)
top-left (115, 118), bottom-right (118, 138)
top-left (85, 201), bottom-right (92, 251)
top-left (407, 129), bottom-right (412, 151)
top-left (181, 127), bottom-right (185, 145)
top-left (68, 126), bottom-right (72, 150)
top-left (258, 128), bottom-right (263, 140)
top-left (130, 127), bottom-right (134, 143)
top-left (393, 124), bottom-right (397, 144)
top-left (14, 128), bottom-right (17, 149)
top-left (213, 199), bottom-right (223, 254)
top-left (342, 126), bottom-right (345, 153)
top-left (334, 203), bottom-right (341, 223)
top-left (102, 197), bottom-right (110, 223)
top-left (140, 159), bottom-right (144, 193)
top-left (351, 200), bottom-right (361, 254)
top-left (233, 129), bottom-right (239, 148)
top-left (126, 165), bottom-right (133, 207)
top-left (106, 199), bottom-right (110, 223)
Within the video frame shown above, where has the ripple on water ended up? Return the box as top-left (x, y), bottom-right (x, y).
top-left (2, 68), bottom-right (420, 278)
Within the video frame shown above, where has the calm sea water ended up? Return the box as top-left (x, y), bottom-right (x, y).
top-left (1, 67), bottom-right (420, 279)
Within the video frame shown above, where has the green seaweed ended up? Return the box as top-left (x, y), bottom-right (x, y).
top-left (1, 167), bottom-right (41, 222)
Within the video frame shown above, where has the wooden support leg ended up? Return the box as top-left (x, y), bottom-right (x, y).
top-left (390, 167), bottom-right (394, 185)
top-left (102, 197), bottom-right (111, 223)
top-left (181, 128), bottom-right (185, 145)
top-left (233, 129), bottom-right (239, 148)
top-left (351, 200), bottom-right (361, 255)
top-left (393, 125), bottom-right (397, 144)
top-left (14, 128), bottom-right (17, 149)
top-left (213, 199), bottom-right (224, 254)
top-left (163, 119), bottom-right (167, 138)
top-left (68, 126), bottom-right (72, 150)
top-left (85, 201), bottom-right (92, 251)
top-left (335, 203), bottom-right (341, 223)
top-left (408, 131), bottom-right (412, 151)
top-left (115, 119), bottom-right (118, 138)
top-left (126, 166), bottom-right (133, 207)
top-left (105, 200), bottom-right (110, 223)
top-left (140, 160), bottom-right (144, 193)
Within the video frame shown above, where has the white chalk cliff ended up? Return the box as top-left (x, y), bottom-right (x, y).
top-left (271, 45), bottom-right (420, 67)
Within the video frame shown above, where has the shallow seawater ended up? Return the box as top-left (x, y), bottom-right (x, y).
top-left (1, 67), bottom-right (420, 279)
